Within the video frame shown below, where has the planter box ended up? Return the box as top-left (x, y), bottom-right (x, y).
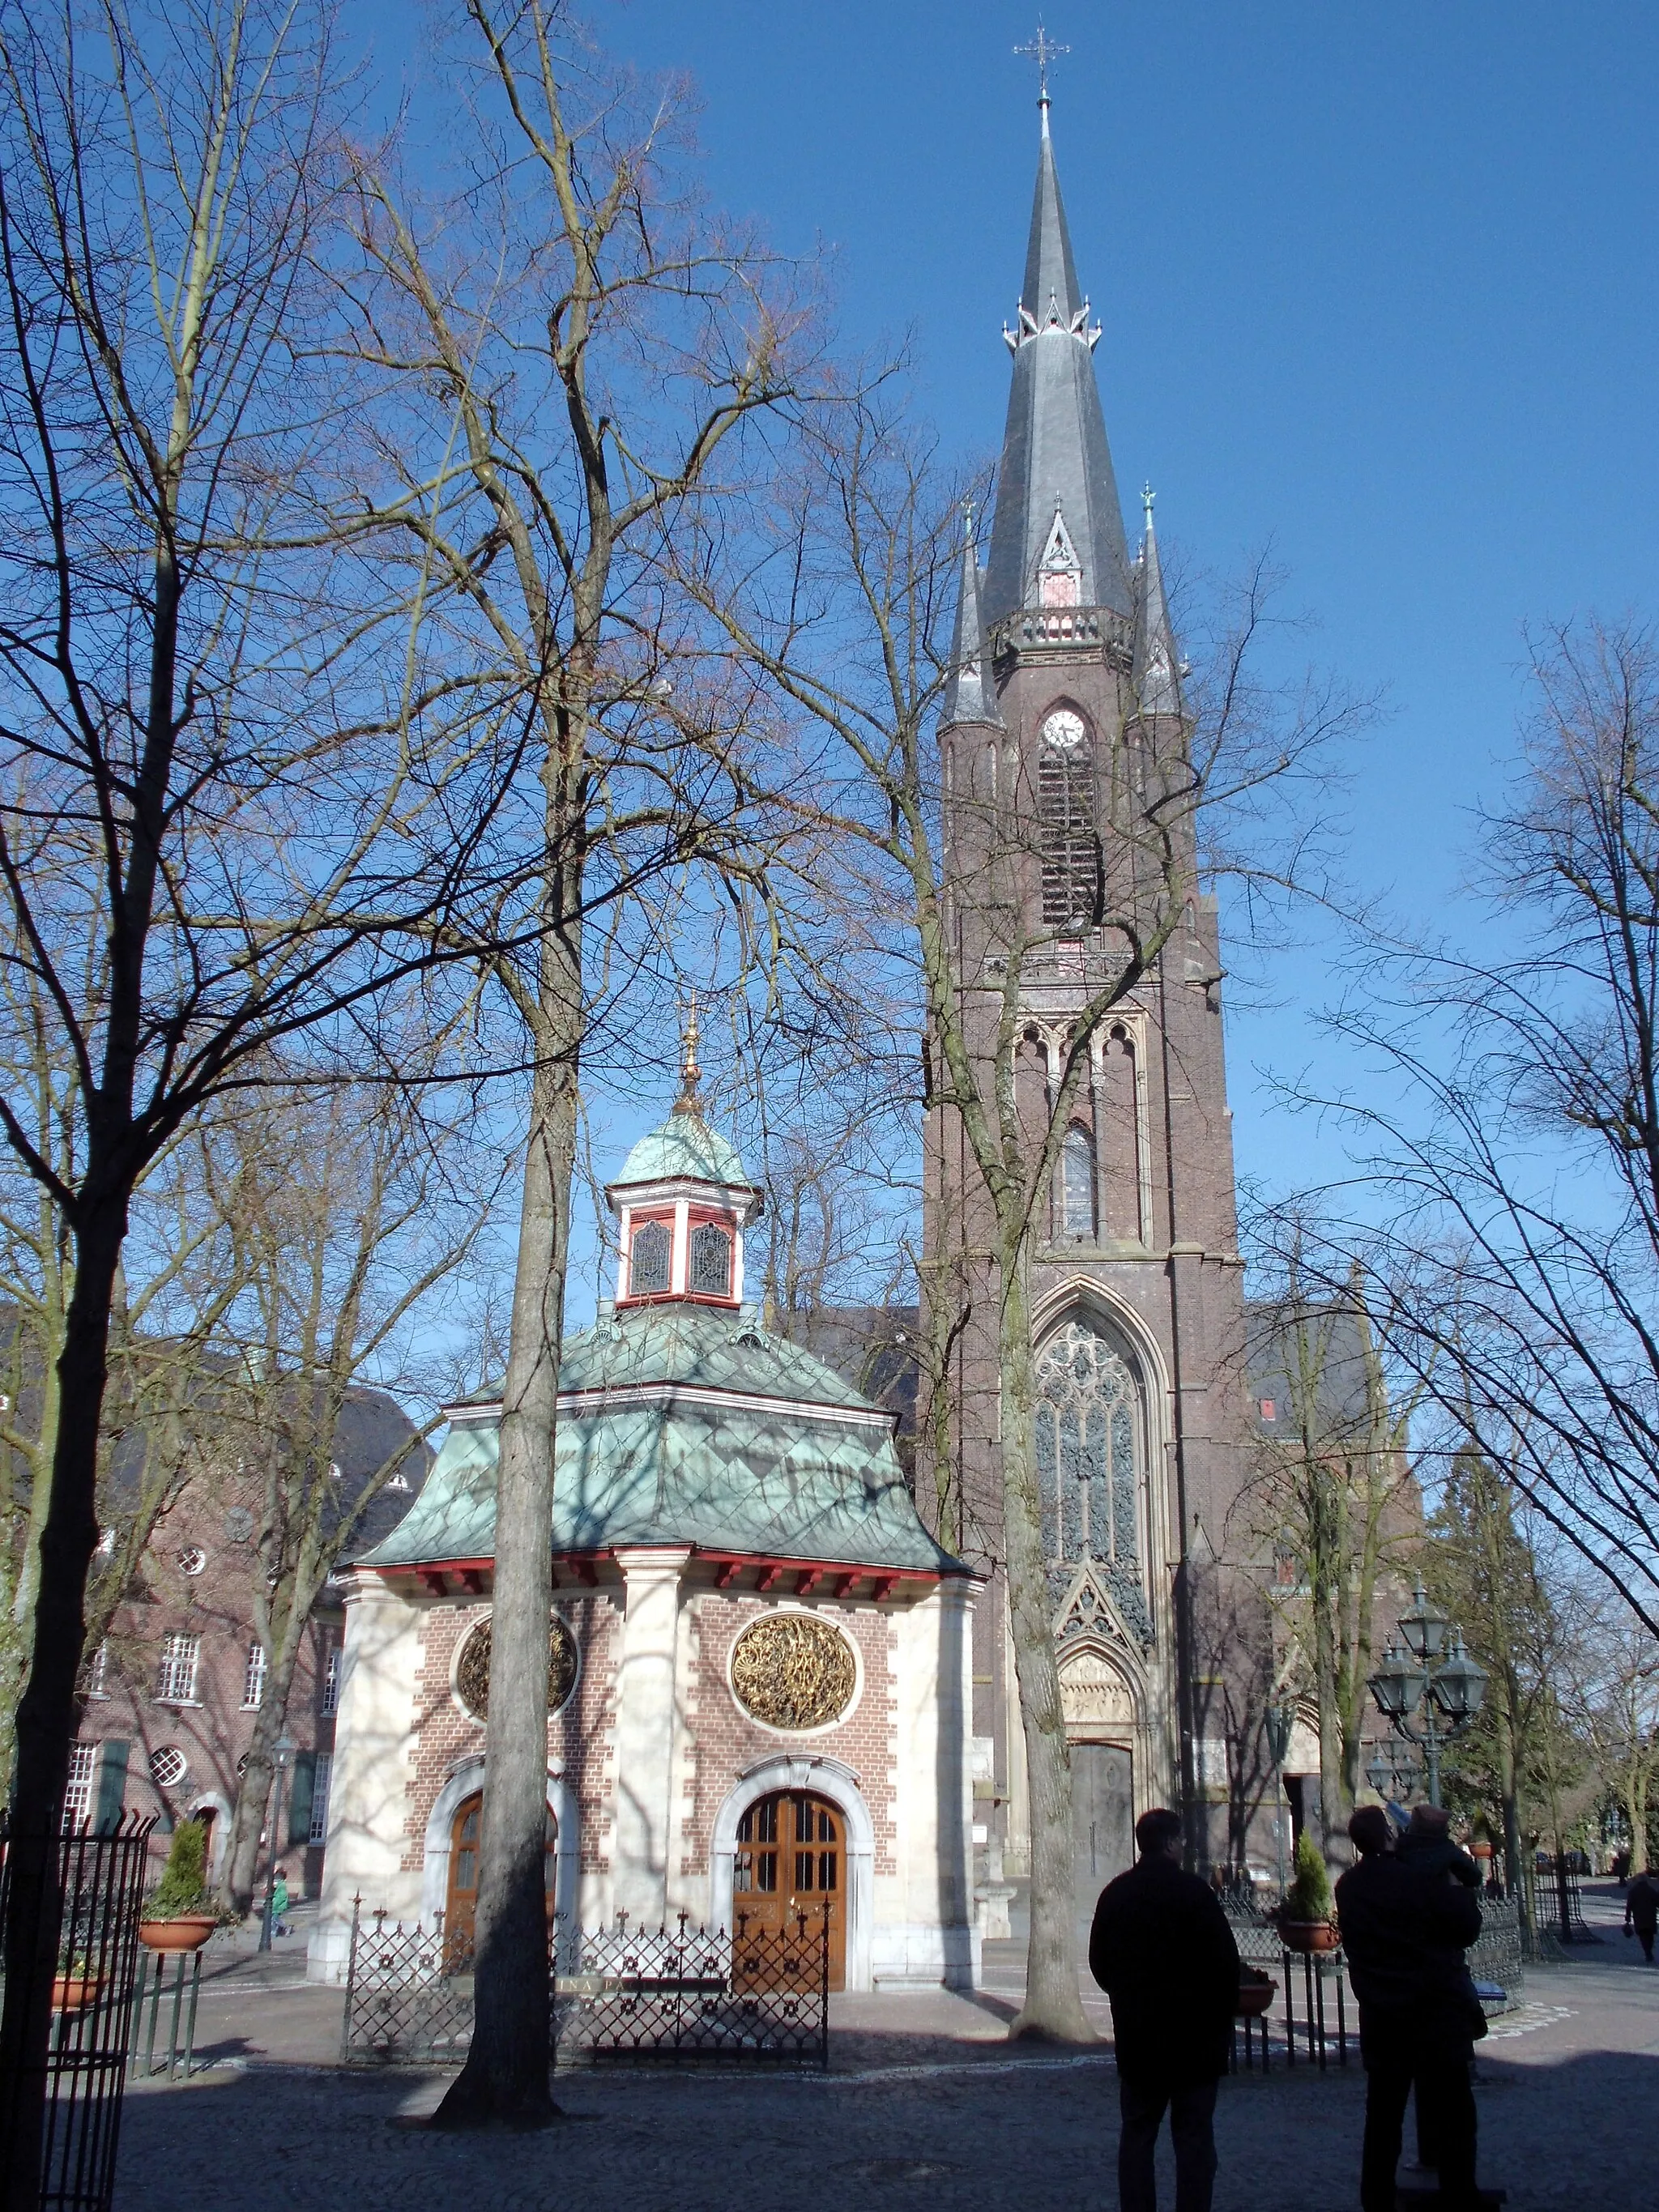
top-left (51, 1974), bottom-right (102, 2014)
top-left (139, 1914), bottom-right (216, 1954)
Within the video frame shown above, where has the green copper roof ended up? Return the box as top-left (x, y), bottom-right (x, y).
top-left (360, 1302), bottom-right (958, 1577)
top-left (611, 1108), bottom-right (751, 1191)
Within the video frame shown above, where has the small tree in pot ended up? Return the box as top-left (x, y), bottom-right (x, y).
top-left (139, 1820), bottom-right (218, 1953)
top-left (1278, 1830), bottom-right (1339, 1952)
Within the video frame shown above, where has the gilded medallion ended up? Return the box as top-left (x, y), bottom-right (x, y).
top-left (729, 1612), bottom-right (856, 1731)
top-left (455, 1613), bottom-right (578, 1722)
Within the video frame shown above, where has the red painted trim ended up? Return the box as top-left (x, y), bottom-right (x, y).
top-left (754, 1564), bottom-right (782, 1593)
top-left (795, 1567), bottom-right (823, 1597)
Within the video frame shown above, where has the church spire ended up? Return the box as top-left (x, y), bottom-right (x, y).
top-left (940, 506), bottom-right (1004, 729)
top-left (1132, 485), bottom-right (1185, 720)
top-left (983, 100), bottom-right (1132, 626)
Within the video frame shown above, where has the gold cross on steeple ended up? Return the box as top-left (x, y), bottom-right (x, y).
top-left (1014, 22), bottom-right (1069, 104)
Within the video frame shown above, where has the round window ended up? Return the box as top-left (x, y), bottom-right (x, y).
top-left (150, 1745), bottom-right (188, 1789)
top-left (1041, 708), bottom-right (1086, 751)
top-left (729, 1613), bottom-right (857, 1732)
top-left (454, 1613), bottom-right (578, 1723)
top-left (175, 1545), bottom-right (206, 1576)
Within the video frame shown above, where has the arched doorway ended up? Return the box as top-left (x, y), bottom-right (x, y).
top-left (441, 1792), bottom-right (558, 1963)
top-left (732, 1790), bottom-right (847, 1991)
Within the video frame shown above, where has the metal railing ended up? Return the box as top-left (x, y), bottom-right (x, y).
top-left (0, 1814), bottom-right (157, 2212)
top-left (340, 1899), bottom-right (832, 2070)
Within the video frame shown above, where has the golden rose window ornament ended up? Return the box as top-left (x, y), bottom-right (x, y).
top-left (729, 1613), bottom-right (857, 1732)
top-left (455, 1613), bottom-right (578, 1723)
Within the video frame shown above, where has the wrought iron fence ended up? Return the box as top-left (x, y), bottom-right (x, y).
top-left (0, 1813), bottom-right (158, 2212)
top-left (557, 1907), bottom-right (831, 2069)
top-left (340, 1900), bottom-right (832, 2070)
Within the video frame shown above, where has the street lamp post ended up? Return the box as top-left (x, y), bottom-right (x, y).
top-left (1367, 1581), bottom-right (1486, 1810)
top-left (1265, 1702), bottom-right (1295, 1898)
top-left (258, 1735), bottom-right (296, 1953)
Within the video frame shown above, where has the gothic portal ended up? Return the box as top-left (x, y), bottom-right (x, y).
top-left (924, 85), bottom-right (1263, 1894)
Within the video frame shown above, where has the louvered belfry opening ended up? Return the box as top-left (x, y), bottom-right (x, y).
top-left (1038, 725), bottom-right (1101, 928)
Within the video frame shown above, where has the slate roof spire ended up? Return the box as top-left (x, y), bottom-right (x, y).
top-left (983, 101), bottom-right (1132, 625)
top-left (940, 505), bottom-right (1004, 729)
top-left (1132, 485), bottom-right (1185, 720)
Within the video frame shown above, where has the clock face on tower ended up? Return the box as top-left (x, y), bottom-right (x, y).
top-left (1041, 708), bottom-right (1085, 751)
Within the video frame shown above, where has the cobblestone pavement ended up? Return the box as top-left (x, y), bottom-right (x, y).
top-left (113, 1890), bottom-right (1659, 2212)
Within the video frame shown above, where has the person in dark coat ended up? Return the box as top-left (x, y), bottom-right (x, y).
top-left (1623, 1867), bottom-right (1659, 1963)
top-left (1088, 1806), bottom-right (1241, 2212)
top-left (1337, 1805), bottom-right (1491, 2212)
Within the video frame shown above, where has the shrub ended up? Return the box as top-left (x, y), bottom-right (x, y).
top-left (143, 1818), bottom-right (212, 1919)
top-left (1282, 1829), bottom-right (1334, 1923)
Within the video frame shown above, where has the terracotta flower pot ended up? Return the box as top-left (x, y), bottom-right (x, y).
top-left (51, 1974), bottom-right (101, 2013)
top-left (139, 1913), bottom-right (216, 1953)
top-left (1471, 1841), bottom-right (1495, 1861)
top-left (1279, 1919), bottom-right (1339, 1954)
top-left (1235, 1978), bottom-right (1276, 2018)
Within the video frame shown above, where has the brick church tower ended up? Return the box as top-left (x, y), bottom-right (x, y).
top-left (926, 87), bottom-right (1261, 1909)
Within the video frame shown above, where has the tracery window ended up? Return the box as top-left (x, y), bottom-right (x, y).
top-left (1034, 1319), bottom-right (1141, 1575)
top-left (1060, 1125), bottom-right (1095, 1239)
top-left (689, 1219), bottom-right (733, 1298)
top-left (1038, 711), bottom-right (1101, 927)
top-left (629, 1217), bottom-right (672, 1297)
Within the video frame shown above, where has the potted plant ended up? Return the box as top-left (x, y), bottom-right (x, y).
top-left (1277, 1831), bottom-right (1339, 1953)
top-left (1235, 1964), bottom-right (1277, 2018)
top-left (52, 1950), bottom-right (101, 2014)
top-left (138, 1818), bottom-right (218, 1952)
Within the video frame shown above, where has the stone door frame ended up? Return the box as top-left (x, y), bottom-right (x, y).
top-left (710, 1753), bottom-right (874, 1993)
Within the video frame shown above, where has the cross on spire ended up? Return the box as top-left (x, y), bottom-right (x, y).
top-left (675, 991), bottom-right (702, 1114)
top-left (1014, 22), bottom-right (1069, 108)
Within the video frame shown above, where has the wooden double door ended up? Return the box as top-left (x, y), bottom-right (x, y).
top-left (733, 1790), bottom-right (847, 1991)
top-left (443, 1792), bottom-right (559, 1962)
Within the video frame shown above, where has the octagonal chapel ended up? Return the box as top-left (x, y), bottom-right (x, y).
top-left (309, 1074), bottom-right (979, 1993)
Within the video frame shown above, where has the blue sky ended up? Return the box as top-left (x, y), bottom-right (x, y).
top-left (360, 1), bottom-right (1658, 1301)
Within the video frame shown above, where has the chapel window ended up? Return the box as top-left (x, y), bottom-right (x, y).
top-left (156, 1633), bottom-right (201, 1705)
top-left (1061, 1126), bottom-right (1096, 1240)
top-left (1038, 710), bottom-right (1101, 928)
top-left (629, 1217), bottom-right (672, 1297)
top-left (1033, 1319), bottom-right (1154, 1643)
top-left (689, 1219), bottom-right (733, 1299)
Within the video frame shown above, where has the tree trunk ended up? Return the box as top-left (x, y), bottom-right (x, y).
top-left (0, 1204), bottom-right (123, 2212)
top-left (219, 1607), bottom-right (311, 1917)
top-left (433, 944), bottom-right (579, 2128)
top-left (1000, 1252), bottom-right (1092, 2042)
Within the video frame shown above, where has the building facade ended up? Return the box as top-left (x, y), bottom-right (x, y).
top-left (926, 90), bottom-right (1269, 1919)
top-left (310, 1087), bottom-right (980, 1993)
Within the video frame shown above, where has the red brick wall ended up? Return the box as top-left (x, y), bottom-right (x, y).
top-left (680, 1596), bottom-right (899, 1878)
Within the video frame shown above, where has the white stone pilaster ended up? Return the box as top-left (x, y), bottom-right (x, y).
top-left (610, 1546), bottom-right (692, 1927)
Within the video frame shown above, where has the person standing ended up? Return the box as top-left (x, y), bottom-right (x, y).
top-left (1337, 1805), bottom-right (1491, 2212)
top-left (1089, 1807), bottom-right (1241, 2212)
top-left (1623, 1867), bottom-right (1659, 1963)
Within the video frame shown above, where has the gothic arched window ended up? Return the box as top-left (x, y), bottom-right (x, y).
top-left (1038, 710), bottom-right (1101, 928)
top-left (689, 1219), bottom-right (733, 1298)
top-left (629, 1217), bottom-right (671, 1297)
top-left (1060, 1125), bottom-right (1095, 1240)
top-left (1034, 1318), bottom-right (1151, 1643)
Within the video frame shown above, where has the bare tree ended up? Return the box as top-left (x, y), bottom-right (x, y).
top-left (1563, 1584), bottom-right (1659, 1877)
top-left (691, 397), bottom-right (1361, 2036)
top-left (1281, 619), bottom-right (1659, 1633)
top-left (340, 2), bottom-right (820, 2122)
top-left (0, 9), bottom-right (507, 2188)
top-left (206, 1047), bottom-right (509, 1917)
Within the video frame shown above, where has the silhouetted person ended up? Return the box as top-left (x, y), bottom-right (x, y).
top-left (1624, 1867), bottom-right (1659, 1963)
top-left (1399, 1801), bottom-right (1482, 1889)
top-left (1089, 1807), bottom-right (1241, 2212)
top-left (1337, 1805), bottom-right (1492, 2212)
